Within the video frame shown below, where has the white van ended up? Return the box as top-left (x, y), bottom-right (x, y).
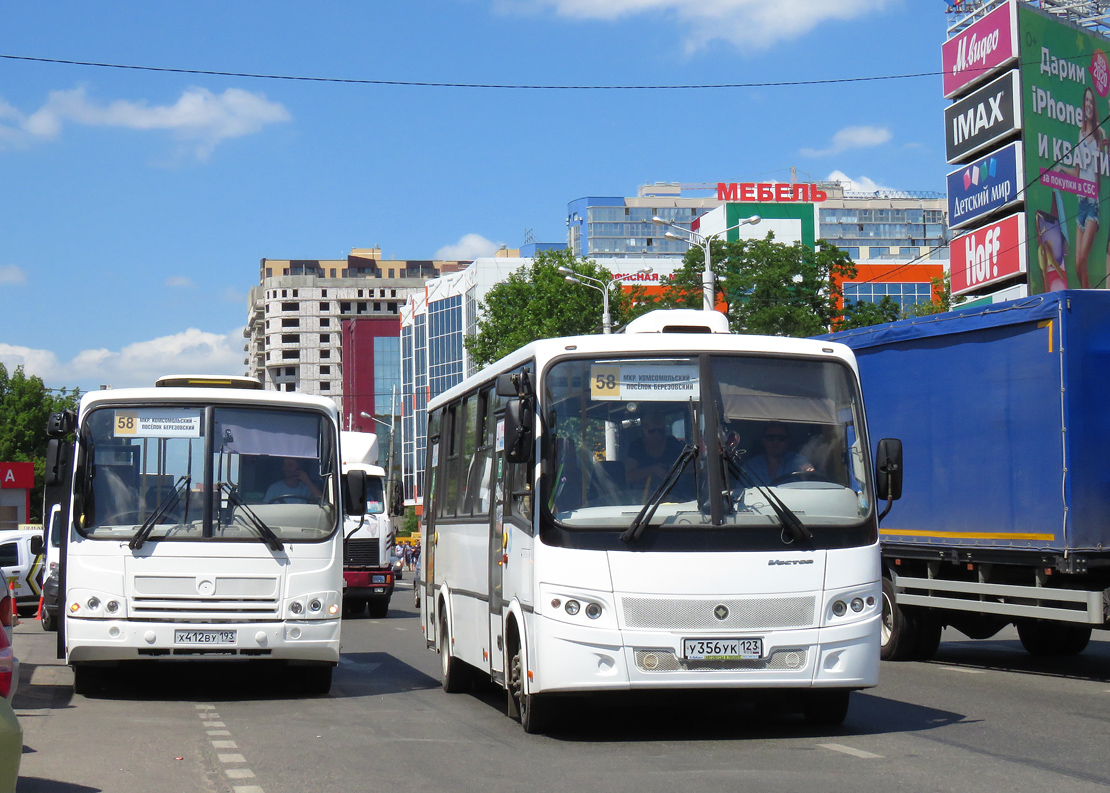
top-left (0, 529), bottom-right (45, 616)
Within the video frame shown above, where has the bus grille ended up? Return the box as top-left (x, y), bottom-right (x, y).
top-left (634, 647), bottom-right (808, 672)
top-left (345, 538), bottom-right (381, 566)
top-left (621, 596), bottom-right (816, 631)
top-left (130, 575), bottom-right (280, 622)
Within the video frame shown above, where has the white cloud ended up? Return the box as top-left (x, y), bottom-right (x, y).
top-left (497, 0), bottom-right (893, 51)
top-left (1, 86), bottom-right (290, 158)
top-left (827, 170), bottom-right (893, 194)
top-left (434, 233), bottom-right (503, 260)
top-left (0, 327), bottom-right (245, 390)
top-left (0, 265), bottom-right (26, 284)
top-left (165, 276), bottom-right (194, 288)
top-left (801, 126), bottom-right (892, 158)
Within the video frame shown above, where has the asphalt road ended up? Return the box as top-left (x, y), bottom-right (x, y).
top-left (11, 585), bottom-right (1110, 792)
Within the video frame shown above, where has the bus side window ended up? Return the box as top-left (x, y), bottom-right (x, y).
top-left (442, 403), bottom-right (459, 519)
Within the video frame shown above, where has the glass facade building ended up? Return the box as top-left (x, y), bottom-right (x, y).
top-left (817, 207), bottom-right (948, 261)
top-left (842, 282), bottom-right (935, 311)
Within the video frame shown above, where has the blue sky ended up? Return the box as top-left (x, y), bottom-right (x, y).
top-left (0, 0), bottom-right (950, 392)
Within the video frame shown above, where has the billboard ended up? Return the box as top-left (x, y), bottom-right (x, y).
top-left (1018, 4), bottom-right (1110, 292)
top-left (950, 211), bottom-right (1027, 296)
top-left (945, 70), bottom-right (1022, 163)
top-left (943, 1), bottom-right (1019, 99)
top-left (947, 141), bottom-right (1024, 230)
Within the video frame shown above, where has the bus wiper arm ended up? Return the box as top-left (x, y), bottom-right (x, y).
top-left (726, 458), bottom-right (812, 544)
top-left (130, 476), bottom-right (189, 551)
top-left (621, 444), bottom-right (696, 544)
top-left (220, 484), bottom-right (285, 552)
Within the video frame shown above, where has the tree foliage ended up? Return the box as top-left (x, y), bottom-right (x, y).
top-left (0, 364), bottom-right (80, 521)
top-left (644, 234), bottom-right (858, 337)
top-left (466, 250), bottom-right (629, 368)
top-left (839, 296), bottom-right (904, 330)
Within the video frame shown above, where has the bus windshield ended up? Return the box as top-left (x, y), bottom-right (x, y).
top-left (77, 405), bottom-right (338, 543)
top-left (543, 354), bottom-right (871, 535)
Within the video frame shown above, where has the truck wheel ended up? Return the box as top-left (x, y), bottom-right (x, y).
top-left (880, 576), bottom-right (917, 661)
top-left (1016, 620), bottom-right (1092, 656)
top-left (439, 614), bottom-right (471, 693)
top-left (368, 600), bottom-right (389, 619)
top-left (802, 690), bottom-right (851, 726)
top-left (343, 599), bottom-right (365, 618)
top-left (911, 610), bottom-right (942, 661)
top-left (302, 665), bottom-right (333, 695)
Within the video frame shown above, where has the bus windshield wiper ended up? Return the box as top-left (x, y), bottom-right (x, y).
top-left (621, 444), bottom-right (696, 544)
top-left (219, 483), bottom-right (285, 552)
top-left (725, 456), bottom-right (812, 544)
top-left (129, 476), bottom-right (189, 550)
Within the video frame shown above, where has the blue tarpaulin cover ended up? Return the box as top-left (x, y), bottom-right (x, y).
top-left (824, 290), bottom-right (1110, 552)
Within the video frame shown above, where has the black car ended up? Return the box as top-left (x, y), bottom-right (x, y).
top-left (41, 571), bottom-right (58, 632)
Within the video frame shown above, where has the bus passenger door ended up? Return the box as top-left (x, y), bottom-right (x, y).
top-left (488, 442), bottom-right (506, 681)
top-left (421, 439), bottom-right (440, 650)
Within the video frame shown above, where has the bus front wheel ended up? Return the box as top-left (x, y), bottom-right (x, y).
top-left (301, 665), bottom-right (333, 695)
top-left (802, 689), bottom-right (850, 726)
top-left (72, 664), bottom-right (103, 697)
top-left (439, 614), bottom-right (471, 693)
top-left (507, 647), bottom-right (555, 734)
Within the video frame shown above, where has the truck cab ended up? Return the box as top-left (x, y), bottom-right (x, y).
top-left (340, 432), bottom-right (395, 618)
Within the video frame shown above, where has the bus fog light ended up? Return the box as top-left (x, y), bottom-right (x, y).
top-left (565, 600), bottom-right (580, 615)
top-left (309, 599), bottom-right (322, 612)
top-left (831, 600), bottom-right (847, 617)
top-left (585, 603), bottom-right (602, 619)
top-left (328, 604), bottom-right (339, 615)
top-left (850, 598), bottom-right (864, 613)
top-left (290, 601), bottom-right (303, 615)
top-left (70, 603), bottom-right (80, 613)
top-left (87, 597), bottom-right (100, 611)
top-left (643, 653), bottom-right (659, 670)
top-left (106, 600), bottom-right (119, 614)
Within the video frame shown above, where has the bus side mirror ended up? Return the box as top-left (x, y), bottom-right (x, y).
top-left (875, 438), bottom-right (903, 502)
top-left (31, 535), bottom-right (44, 556)
top-left (44, 439), bottom-right (71, 488)
top-left (344, 470), bottom-right (367, 516)
top-left (504, 398), bottom-right (534, 465)
top-left (46, 410), bottom-right (76, 439)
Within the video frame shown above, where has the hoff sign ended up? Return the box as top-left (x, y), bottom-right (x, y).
top-left (944, 70), bottom-right (1022, 163)
top-left (950, 211), bottom-right (1027, 296)
top-left (942, 0), bottom-right (1019, 99)
top-left (946, 141), bottom-right (1024, 230)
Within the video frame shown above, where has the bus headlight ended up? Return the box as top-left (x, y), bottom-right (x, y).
top-left (831, 600), bottom-right (847, 617)
top-left (585, 603), bottom-right (602, 620)
top-left (87, 597), bottom-right (100, 611)
top-left (564, 600), bottom-right (580, 616)
top-left (106, 600), bottom-right (119, 614)
top-left (290, 601), bottom-right (304, 615)
top-left (309, 599), bottom-right (322, 613)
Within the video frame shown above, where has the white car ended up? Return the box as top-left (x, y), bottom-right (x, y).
top-left (0, 528), bottom-right (45, 618)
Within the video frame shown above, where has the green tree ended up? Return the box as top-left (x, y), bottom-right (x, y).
top-left (908, 273), bottom-right (966, 317)
top-left (647, 234), bottom-right (857, 337)
top-left (402, 506), bottom-right (418, 534)
top-left (839, 296), bottom-right (904, 330)
top-left (0, 364), bottom-right (80, 521)
top-left (466, 250), bottom-right (630, 368)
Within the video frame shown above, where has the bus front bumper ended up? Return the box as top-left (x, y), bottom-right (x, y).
top-left (65, 618), bottom-right (341, 664)
top-left (531, 613), bottom-right (879, 694)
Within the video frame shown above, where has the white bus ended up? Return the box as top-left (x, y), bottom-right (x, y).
top-left (420, 310), bottom-right (901, 732)
top-left (44, 375), bottom-right (368, 695)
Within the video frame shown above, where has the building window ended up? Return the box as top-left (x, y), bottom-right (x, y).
top-left (391, 289), bottom-right (396, 297)
top-left (266, 268), bottom-right (272, 277)
top-left (320, 350), bottom-right (330, 359)
top-left (321, 289), bottom-right (327, 297)
top-left (389, 302), bottom-right (397, 313)
top-left (282, 350), bottom-right (299, 360)
top-left (340, 302), bottom-right (351, 313)
top-left (320, 333), bottom-right (330, 343)
top-left (358, 302), bottom-right (367, 313)
top-left (389, 268), bottom-right (395, 278)
top-left (320, 365), bottom-right (330, 375)
top-left (320, 382), bottom-right (330, 391)
top-left (319, 302), bottom-right (329, 311)
top-left (374, 302), bottom-right (381, 312)
top-left (281, 334), bottom-right (299, 343)
top-left (292, 290), bottom-right (298, 297)
top-left (358, 290), bottom-right (364, 298)
top-left (869, 247), bottom-right (890, 258)
top-left (285, 383), bottom-right (295, 392)
top-left (281, 302), bottom-right (298, 311)
top-left (320, 318), bottom-right (330, 328)
top-left (330, 269), bottom-right (336, 278)
top-left (843, 281), bottom-right (933, 311)
top-left (281, 318), bottom-right (299, 328)
top-left (286, 367), bottom-right (296, 376)
top-left (281, 290), bottom-right (287, 298)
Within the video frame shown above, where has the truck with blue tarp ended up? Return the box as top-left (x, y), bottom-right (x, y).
top-left (826, 290), bottom-right (1110, 661)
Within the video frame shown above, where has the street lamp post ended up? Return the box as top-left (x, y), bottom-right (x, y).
top-left (557, 265), bottom-right (652, 334)
top-left (652, 215), bottom-right (761, 312)
top-left (360, 386), bottom-right (398, 513)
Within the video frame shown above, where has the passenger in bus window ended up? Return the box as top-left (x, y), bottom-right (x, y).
top-left (743, 422), bottom-right (814, 486)
top-left (263, 458), bottom-right (321, 504)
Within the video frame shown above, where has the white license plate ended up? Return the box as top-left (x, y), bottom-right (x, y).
top-left (682, 637), bottom-right (763, 660)
top-left (174, 629), bottom-right (237, 645)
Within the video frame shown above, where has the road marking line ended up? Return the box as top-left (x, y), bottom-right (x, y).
top-left (203, 721), bottom-right (226, 728)
top-left (207, 730), bottom-right (232, 736)
top-left (818, 743), bottom-right (883, 759)
top-left (941, 667), bottom-right (986, 674)
top-left (211, 740), bottom-right (238, 749)
top-left (195, 704), bottom-right (215, 710)
top-left (203, 713), bottom-right (221, 720)
top-left (218, 754), bottom-right (246, 763)
top-left (232, 787), bottom-right (264, 793)
top-left (226, 769), bottom-right (256, 779)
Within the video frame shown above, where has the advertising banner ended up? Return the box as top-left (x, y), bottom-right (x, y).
top-left (945, 70), bottom-right (1022, 163)
top-left (943, 0), bottom-right (1020, 99)
top-left (947, 141), bottom-right (1024, 229)
top-left (951, 212), bottom-right (1027, 296)
top-left (1018, 5), bottom-right (1110, 292)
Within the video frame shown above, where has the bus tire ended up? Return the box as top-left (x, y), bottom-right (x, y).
top-left (802, 689), bottom-right (850, 726)
top-left (439, 613), bottom-right (471, 693)
top-left (880, 576), bottom-right (917, 661)
top-left (72, 664), bottom-right (103, 697)
top-left (368, 599), bottom-right (389, 619)
top-left (508, 646), bottom-right (554, 734)
top-left (302, 665), bottom-right (333, 695)
top-left (1016, 619), bottom-right (1092, 656)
